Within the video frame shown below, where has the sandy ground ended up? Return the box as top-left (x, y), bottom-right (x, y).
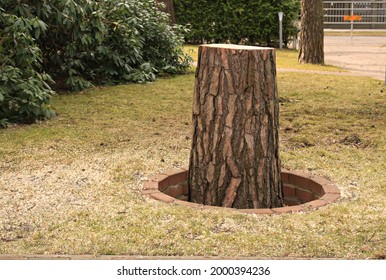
top-left (324, 35), bottom-right (386, 81)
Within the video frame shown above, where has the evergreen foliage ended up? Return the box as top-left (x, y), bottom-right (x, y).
top-left (174, 0), bottom-right (300, 46)
top-left (0, 0), bottom-right (190, 127)
top-left (0, 6), bottom-right (55, 126)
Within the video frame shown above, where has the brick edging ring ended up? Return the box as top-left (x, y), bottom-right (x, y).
top-left (142, 167), bottom-right (340, 214)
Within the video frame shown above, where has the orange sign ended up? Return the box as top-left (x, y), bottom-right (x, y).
top-left (344, 15), bottom-right (362, 21)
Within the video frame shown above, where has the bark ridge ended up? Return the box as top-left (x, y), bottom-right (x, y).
top-left (188, 44), bottom-right (283, 209)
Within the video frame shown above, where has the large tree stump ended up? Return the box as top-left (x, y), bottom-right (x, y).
top-left (188, 44), bottom-right (283, 209)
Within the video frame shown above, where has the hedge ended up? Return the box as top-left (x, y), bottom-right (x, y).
top-left (174, 0), bottom-right (300, 46)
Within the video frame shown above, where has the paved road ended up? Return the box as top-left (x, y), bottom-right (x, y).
top-left (324, 35), bottom-right (386, 81)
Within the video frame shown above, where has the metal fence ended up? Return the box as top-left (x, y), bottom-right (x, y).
top-left (324, 0), bottom-right (386, 29)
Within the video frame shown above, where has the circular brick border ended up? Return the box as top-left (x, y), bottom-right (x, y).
top-left (142, 167), bottom-right (340, 214)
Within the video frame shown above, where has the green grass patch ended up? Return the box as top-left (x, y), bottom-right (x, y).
top-left (184, 45), bottom-right (344, 72)
top-left (276, 50), bottom-right (344, 72)
top-left (0, 56), bottom-right (385, 259)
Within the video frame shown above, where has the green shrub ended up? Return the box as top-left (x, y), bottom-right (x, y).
top-left (174, 0), bottom-right (299, 47)
top-left (0, 8), bottom-right (55, 127)
top-left (0, 0), bottom-right (191, 127)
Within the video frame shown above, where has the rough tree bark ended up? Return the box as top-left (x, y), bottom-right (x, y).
top-left (298, 0), bottom-right (325, 64)
top-left (188, 44), bottom-right (283, 209)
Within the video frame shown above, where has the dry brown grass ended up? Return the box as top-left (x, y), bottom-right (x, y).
top-left (0, 54), bottom-right (385, 259)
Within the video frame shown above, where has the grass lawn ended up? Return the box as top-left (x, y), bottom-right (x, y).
top-left (184, 45), bottom-right (344, 72)
top-left (0, 50), bottom-right (385, 258)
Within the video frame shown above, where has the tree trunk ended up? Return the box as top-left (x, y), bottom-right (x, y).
top-left (298, 0), bottom-right (325, 64)
top-left (188, 44), bottom-right (283, 209)
top-left (155, 0), bottom-right (176, 24)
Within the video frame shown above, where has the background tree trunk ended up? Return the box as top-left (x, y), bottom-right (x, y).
top-left (156, 0), bottom-right (176, 24)
top-left (298, 0), bottom-right (325, 64)
top-left (188, 44), bottom-right (283, 209)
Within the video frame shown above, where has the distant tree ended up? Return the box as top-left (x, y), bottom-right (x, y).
top-left (156, 0), bottom-right (176, 23)
top-left (298, 0), bottom-right (324, 64)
